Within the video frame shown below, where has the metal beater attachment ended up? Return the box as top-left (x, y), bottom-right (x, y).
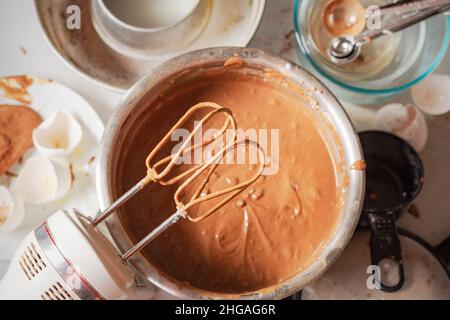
top-left (91, 102), bottom-right (237, 226)
top-left (329, 0), bottom-right (450, 64)
top-left (120, 139), bottom-right (266, 261)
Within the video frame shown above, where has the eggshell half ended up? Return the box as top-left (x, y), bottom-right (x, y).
top-left (33, 112), bottom-right (82, 159)
top-left (14, 155), bottom-right (72, 204)
top-left (373, 103), bottom-right (428, 152)
top-left (411, 74), bottom-right (450, 116)
top-left (0, 186), bottom-right (25, 233)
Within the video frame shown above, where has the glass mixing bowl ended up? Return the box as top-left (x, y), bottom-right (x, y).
top-left (294, 0), bottom-right (450, 105)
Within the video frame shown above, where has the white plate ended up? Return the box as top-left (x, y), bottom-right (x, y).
top-left (0, 75), bottom-right (104, 263)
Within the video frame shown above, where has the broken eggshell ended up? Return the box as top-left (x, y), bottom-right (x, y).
top-left (33, 111), bottom-right (82, 159)
top-left (373, 103), bottom-right (428, 152)
top-left (13, 155), bottom-right (72, 204)
top-left (0, 185), bottom-right (25, 233)
top-left (411, 74), bottom-right (450, 116)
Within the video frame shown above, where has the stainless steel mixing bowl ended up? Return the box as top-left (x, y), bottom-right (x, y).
top-left (96, 47), bottom-right (365, 299)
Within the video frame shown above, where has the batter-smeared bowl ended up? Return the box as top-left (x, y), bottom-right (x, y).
top-left (97, 47), bottom-right (365, 299)
top-left (91, 0), bottom-right (210, 59)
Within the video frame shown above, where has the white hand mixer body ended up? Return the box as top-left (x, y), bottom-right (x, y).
top-left (0, 209), bottom-right (134, 300)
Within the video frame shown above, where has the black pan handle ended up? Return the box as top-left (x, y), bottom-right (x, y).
top-left (436, 235), bottom-right (450, 264)
top-left (368, 212), bottom-right (405, 292)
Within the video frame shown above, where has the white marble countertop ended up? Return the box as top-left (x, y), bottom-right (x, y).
top-left (0, 0), bottom-right (449, 298)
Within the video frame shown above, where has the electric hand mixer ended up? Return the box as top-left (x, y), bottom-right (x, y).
top-left (0, 103), bottom-right (266, 300)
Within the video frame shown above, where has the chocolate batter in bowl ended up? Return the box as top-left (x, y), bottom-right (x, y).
top-left (97, 47), bottom-right (365, 299)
